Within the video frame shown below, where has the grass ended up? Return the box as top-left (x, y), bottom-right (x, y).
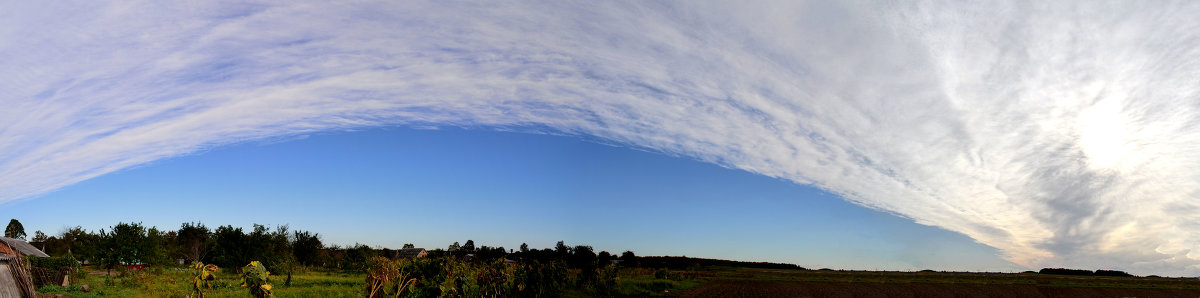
top-left (37, 267), bottom-right (364, 297)
top-left (606, 268), bottom-right (709, 296)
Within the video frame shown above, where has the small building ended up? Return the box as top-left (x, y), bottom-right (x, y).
top-left (394, 248), bottom-right (427, 259)
top-left (0, 237), bottom-right (49, 297)
top-left (0, 237), bottom-right (49, 258)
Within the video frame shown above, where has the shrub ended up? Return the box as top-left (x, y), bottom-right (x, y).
top-left (588, 263), bottom-right (619, 294)
top-left (240, 261), bottom-right (273, 297)
top-left (30, 256), bottom-right (81, 272)
top-left (29, 255), bottom-right (82, 287)
top-left (654, 268), bottom-right (669, 279)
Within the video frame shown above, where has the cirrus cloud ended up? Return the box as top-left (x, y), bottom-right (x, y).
top-left (3, 1), bottom-right (1200, 275)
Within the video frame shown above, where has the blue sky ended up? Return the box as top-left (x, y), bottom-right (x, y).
top-left (8, 127), bottom-right (1014, 271)
top-left (4, 1), bottom-right (1200, 276)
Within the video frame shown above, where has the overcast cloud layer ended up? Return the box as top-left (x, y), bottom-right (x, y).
top-left (4, 1), bottom-right (1200, 274)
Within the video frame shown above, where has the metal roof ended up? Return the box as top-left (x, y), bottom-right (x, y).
top-left (0, 237), bottom-right (48, 258)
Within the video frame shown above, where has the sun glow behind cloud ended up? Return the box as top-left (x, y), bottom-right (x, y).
top-left (4, 1), bottom-right (1200, 274)
top-left (1078, 97), bottom-right (1131, 170)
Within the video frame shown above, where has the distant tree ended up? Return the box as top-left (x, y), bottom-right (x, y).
top-left (5, 219), bottom-right (26, 239)
top-left (266, 225), bottom-right (296, 285)
top-left (177, 222), bottom-right (212, 264)
top-left (520, 243), bottom-right (529, 253)
top-left (555, 241), bottom-right (571, 259)
top-left (345, 244), bottom-right (375, 271)
top-left (291, 230), bottom-right (322, 266)
top-left (426, 248), bottom-right (447, 258)
top-left (143, 226), bottom-right (169, 266)
top-left (63, 226), bottom-right (100, 264)
top-left (597, 251), bottom-right (613, 264)
top-left (448, 241), bottom-right (461, 252)
top-left (211, 225), bottom-right (248, 269)
top-left (1039, 268), bottom-right (1093, 276)
top-left (99, 222), bottom-right (149, 275)
top-left (1095, 270), bottom-right (1133, 277)
top-left (570, 245), bottom-right (596, 268)
top-left (620, 251), bottom-right (637, 267)
top-left (32, 230), bottom-right (48, 242)
top-left (463, 240), bottom-right (475, 252)
top-left (402, 243), bottom-right (415, 249)
top-left (247, 224), bottom-right (292, 272)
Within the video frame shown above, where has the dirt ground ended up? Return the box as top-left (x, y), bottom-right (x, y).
top-left (677, 280), bottom-right (1200, 298)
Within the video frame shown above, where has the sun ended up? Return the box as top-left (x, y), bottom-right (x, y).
top-left (1077, 98), bottom-right (1130, 170)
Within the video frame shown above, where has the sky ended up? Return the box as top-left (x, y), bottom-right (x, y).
top-left (2, 1), bottom-right (1200, 275)
top-left (4, 127), bottom-right (1017, 272)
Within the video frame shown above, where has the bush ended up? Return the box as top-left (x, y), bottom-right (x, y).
top-left (587, 263), bottom-right (619, 294)
top-left (30, 256), bottom-right (81, 271)
top-left (30, 255), bottom-right (82, 287)
top-left (654, 268), bottom-right (669, 279)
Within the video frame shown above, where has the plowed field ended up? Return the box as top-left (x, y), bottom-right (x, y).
top-left (678, 280), bottom-right (1200, 298)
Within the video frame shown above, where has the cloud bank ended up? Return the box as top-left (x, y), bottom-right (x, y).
top-left (4, 1), bottom-right (1200, 274)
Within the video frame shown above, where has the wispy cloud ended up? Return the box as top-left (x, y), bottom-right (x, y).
top-left (4, 1), bottom-right (1200, 274)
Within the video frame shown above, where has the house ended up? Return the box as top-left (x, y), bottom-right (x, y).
top-left (0, 237), bottom-right (49, 297)
top-left (394, 248), bottom-right (427, 259)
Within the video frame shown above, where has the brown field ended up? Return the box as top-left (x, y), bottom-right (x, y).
top-left (679, 280), bottom-right (1200, 298)
top-left (670, 268), bottom-right (1200, 298)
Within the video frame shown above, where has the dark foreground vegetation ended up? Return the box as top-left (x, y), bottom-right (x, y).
top-left (9, 219), bottom-right (1200, 297)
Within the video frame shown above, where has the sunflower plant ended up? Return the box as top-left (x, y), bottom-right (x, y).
top-left (240, 261), bottom-right (274, 298)
top-left (190, 261), bottom-right (219, 298)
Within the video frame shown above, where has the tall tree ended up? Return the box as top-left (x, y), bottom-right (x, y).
top-left (63, 227), bottom-right (99, 264)
top-left (143, 226), bottom-right (169, 266)
top-left (620, 251), bottom-right (637, 267)
top-left (5, 219), bottom-right (26, 239)
top-left (291, 230), bottom-right (322, 266)
top-left (32, 231), bottom-right (47, 242)
top-left (402, 243), bottom-right (415, 249)
top-left (99, 222), bottom-right (149, 275)
top-left (597, 251), bottom-right (613, 264)
top-left (266, 225), bottom-right (296, 286)
top-left (210, 225), bottom-right (248, 269)
top-left (177, 222), bottom-right (212, 264)
top-left (463, 240), bottom-right (475, 252)
top-left (555, 241), bottom-right (570, 257)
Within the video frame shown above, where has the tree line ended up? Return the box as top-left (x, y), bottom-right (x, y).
top-left (23, 221), bottom-right (639, 274)
top-left (20, 219), bottom-right (801, 277)
top-left (29, 222), bottom-right (320, 276)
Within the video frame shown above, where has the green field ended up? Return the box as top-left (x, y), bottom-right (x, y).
top-left (38, 268), bottom-right (362, 298)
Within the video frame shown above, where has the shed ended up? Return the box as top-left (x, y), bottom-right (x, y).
top-left (0, 237), bottom-right (49, 258)
top-left (395, 248), bottom-right (427, 259)
top-left (0, 237), bottom-right (46, 297)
